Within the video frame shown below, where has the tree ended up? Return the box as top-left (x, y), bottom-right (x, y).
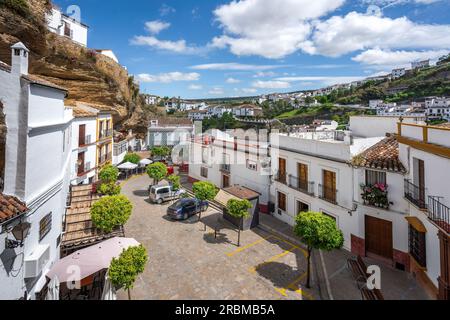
top-left (123, 153), bottom-right (141, 164)
top-left (98, 182), bottom-right (121, 196)
top-left (99, 165), bottom-right (119, 183)
top-left (91, 195), bottom-right (133, 233)
top-left (108, 245), bottom-right (148, 300)
top-left (146, 162), bottom-right (168, 185)
top-left (294, 211), bottom-right (344, 288)
top-left (192, 181), bottom-right (218, 221)
top-left (226, 199), bottom-right (252, 247)
top-left (151, 146), bottom-right (171, 160)
top-left (167, 174), bottom-right (181, 191)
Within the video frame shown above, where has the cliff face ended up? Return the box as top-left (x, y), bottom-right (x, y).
top-left (0, 0), bottom-right (150, 135)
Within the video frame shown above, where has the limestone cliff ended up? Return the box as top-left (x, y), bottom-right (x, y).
top-left (0, 0), bottom-right (151, 136)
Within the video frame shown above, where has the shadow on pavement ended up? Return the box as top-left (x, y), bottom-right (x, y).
top-left (133, 190), bottom-right (149, 197)
top-left (254, 261), bottom-right (306, 292)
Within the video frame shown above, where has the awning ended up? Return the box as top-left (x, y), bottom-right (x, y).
top-left (214, 190), bottom-right (240, 207)
top-left (405, 216), bottom-right (427, 233)
top-left (117, 162), bottom-right (138, 170)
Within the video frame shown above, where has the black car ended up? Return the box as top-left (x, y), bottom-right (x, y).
top-left (167, 198), bottom-right (209, 220)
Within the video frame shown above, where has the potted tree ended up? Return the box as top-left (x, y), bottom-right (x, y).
top-left (226, 199), bottom-right (252, 247)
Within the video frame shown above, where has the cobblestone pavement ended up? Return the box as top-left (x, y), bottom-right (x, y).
top-left (117, 174), bottom-right (320, 300)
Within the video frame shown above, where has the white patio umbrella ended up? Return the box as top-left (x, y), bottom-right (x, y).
top-left (46, 275), bottom-right (60, 300)
top-left (139, 158), bottom-right (152, 166)
top-left (101, 274), bottom-right (117, 300)
top-left (46, 237), bottom-right (140, 283)
top-left (117, 162), bottom-right (138, 170)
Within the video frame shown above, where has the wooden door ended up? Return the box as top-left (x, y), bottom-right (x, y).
top-left (222, 175), bottom-right (230, 189)
top-left (323, 170), bottom-right (336, 202)
top-left (78, 124), bottom-right (86, 146)
top-left (77, 152), bottom-right (85, 175)
top-left (298, 163), bottom-right (308, 190)
top-left (278, 158), bottom-right (286, 183)
top-left (365, 215), bottom-right (393, 260)
top-left (438, 231), bottom-right (450, 300)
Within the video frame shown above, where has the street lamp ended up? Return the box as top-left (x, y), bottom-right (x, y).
top-left (5, 222), bottom-right (31, 249)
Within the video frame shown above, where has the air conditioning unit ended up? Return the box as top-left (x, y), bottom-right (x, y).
top-left (24, 244), bottom-right (50, 279)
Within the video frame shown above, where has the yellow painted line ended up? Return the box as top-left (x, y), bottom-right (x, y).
top-left (274, 287), bottom-right (288, 297)
top-left (249, 247), bottom-right (296, 273)
top-left (226, 235), bottom-right (274, 257)
top-left (269, 234), bottom-right (308, 257)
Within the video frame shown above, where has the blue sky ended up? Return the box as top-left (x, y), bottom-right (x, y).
top-left (54, 0), bottom-right (450, 99)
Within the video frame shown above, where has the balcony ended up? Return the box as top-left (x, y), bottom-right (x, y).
top-left (220, 164), bottom-right (231, 173)
top-left (77, 162), bottom-right (91, 177)
top-left (428, 196), bottom-right (450, 233)
top-left (288, 175), bottom-right (315, 196)
top-left (319, 184), bottom-right (338, 205)
top-left (99, 129), bottom-right (113, 140)
top-left (361, 183), bottom-right (390, 209)
top-left (98, 152), bottom-right (112, 165)
top-left (404, 180), bottom-right (427, 210)
top-left (274, 172), bottom-right (287, 185)
top-left (78, 135), bottom-right (92, 147)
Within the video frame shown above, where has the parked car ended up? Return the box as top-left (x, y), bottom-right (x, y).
top-left (167, 198), bottom-right (209, 220)
top-left (149, 184), bottom-right (186, 204)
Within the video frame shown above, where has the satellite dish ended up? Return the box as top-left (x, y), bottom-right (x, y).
top-left (366, 5), bottom-right (382, 17)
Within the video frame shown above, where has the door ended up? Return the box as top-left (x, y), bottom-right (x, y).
top-left (222, 175), bottom-right (230, 188)
top-left (298, 163), bottom-right (308, 190)
top-left (365, 215), bottom-right (393, 260)
top-left (278, 158), bottom-right (286, 183)
top-left (78, 124), bottom-right (86, 146)
top-left (323, 170), bottom-right (337, 203)
top-left (77, 152), bottom-right (85, 175)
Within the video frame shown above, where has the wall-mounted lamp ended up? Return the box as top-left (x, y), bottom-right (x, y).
top-left (348, 203), bottom-right (358, 216)
top-left (5, 222), bottom-right (31, 249)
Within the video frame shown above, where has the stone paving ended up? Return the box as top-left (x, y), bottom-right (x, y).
top-left (117, 174), bottom-right (319, 300)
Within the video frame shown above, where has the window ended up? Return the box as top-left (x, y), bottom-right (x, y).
top-left (322, 211), bottom-right (337, 224)
top-left (278, 192), bottom-right (287, 212)
top-left (39, 213), bottom-right (52, 241)
top-left (365, 170), bottom-right (386, 185)
top-left (297, 201), bottom-right (309, 215)
top-left (202, 147), bottom-right (209, 165)
top-left (157, 188), bottom-right (170, 194)
top-left (409, 226), bottom-right (426, 268)
top-left (201, 166), bottom-right (208, 178)
top-left (14, 49), bottom-right (20, 56)
top-left (247, 160), bottom-right (258, 171)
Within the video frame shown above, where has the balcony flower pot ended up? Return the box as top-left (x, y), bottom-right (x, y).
top-left (361, 183), bottom-right (390, 209)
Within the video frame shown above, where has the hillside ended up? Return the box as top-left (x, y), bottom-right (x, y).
top-left (0, 0), bottom-right (151, 136)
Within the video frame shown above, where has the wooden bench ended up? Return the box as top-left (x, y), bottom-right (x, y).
top-left (347, 255), bottom-right (369, 288)
top-left (361, 287), bottom-right (385, 300)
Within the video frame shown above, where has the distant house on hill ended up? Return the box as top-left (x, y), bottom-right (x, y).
top-left (146, 118), bottom-right (194, 149)
top-left (94, 49), bottom-right (119, 64)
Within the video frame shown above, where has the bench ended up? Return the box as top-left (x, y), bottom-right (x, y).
top-left (361, 287), bottom-right (385, 300)
top-left (347, 255), bottom-right (369, 288)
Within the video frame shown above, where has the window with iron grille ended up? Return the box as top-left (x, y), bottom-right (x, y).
top-left (39, 213), bottom-right (52, 242)
top-left (365, 170), bottom-right (387, 185)
top-left (278, 192), bottom-right (287, 211)
top-left (409, 226), bottom-right (426, 268)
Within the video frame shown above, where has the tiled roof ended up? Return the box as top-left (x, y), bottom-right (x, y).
top-left (0, 193), bottom-right (28, 223)
top-left (22, 74), bottom-right (68, 92)
top-left (68, 104), bottom-right (99, 118)
top-left (224, 186), bottom-right (261, 200)
top-left (353, 136), bottom-right (406, 173)
top-left (434, 122), bottom-right (450, 129)
top-left (0, 61), bottom-right (11, 72)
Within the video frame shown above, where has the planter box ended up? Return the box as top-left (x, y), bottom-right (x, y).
top-left (223, 199), bottom-right (260, 231)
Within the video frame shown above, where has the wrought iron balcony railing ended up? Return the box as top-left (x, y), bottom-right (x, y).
top-left (220, 164), bottom-right (231, 173)
top-left (404, 179), bottom-right (427, 209)
top-left (274, 172), bottom-right (287, 185)
top-left (428, 196), bottom-right (450, 234)
top-left (288, 175), bottom-right (315, 196)
top-left (319, 184), bottom-right (338, 205)
top-left (99, 129), bottom-right (113, 140)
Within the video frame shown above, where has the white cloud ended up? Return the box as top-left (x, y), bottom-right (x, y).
top-left (212, 0), bottom-right (345, 59)
top-left (188, 84), bottom-right (203, 90)
top-left (276, 76), bottom-right (365, 86)
top-left (145, 20), bottom-right (171, 35)
top-left (189, 63), bottom-right (281, 71)
top-left (252, 80), bottom-right (291, 89)
top-left (253, 71), bottom-right (277, 78)
top-left (208, 87), bottom-right (225, 95)
top-left (352, 48), bottom-right (449, 68)
top-left (308, 12), bottom-right (450, 57)
top-left (136, 72), bottom-right (200, 83)
top-left (159, 4), bottom-right (176, 16)
top-left (226, 77), bottom-right (241, 84)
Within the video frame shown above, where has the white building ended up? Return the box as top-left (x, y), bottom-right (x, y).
top-left (46, 6), bottom-right (89, 47)
top-left (143, 94), bottom-right (160, 105)
top-left (392, 68), bottom-right (406, 79)
top-left (232, 104), bottom-right (263, 118)
top-left (397, 122), bottom-right (450, 299)
top-left (412, 59), bottom-right (430, 70)
top-left (188, 110), bottom-right (212, 121)
top-left (146, 118), bottom-right (194, 149)
top-left (188, 129), bottom-right (271, 213)
top-left (369, 99), bottom-right (384, 109)
top-left (113, 130), bottom-right (139, 165)
top-left (425, 97), bottom-right (450, 121)
top-left (95, 49), bottom-right (119, 64)
top-left (67, 103), bottom-right (114, 185)
top-left (0, 43), bottom-right (72, 299)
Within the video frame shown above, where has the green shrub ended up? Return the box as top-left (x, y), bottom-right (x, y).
top-left (91, 195), bottom-right (132, 232)
top-left (99, 164), bottom-right (119, 183)
top-left (146, 162), bottom-right (168, 185)
top-left (98, 182), bottom-right (121, 196)
top-left (123, 153), bottom-right (141, 164)
top-left (109, 245), bottom-right (148, 291)
top-left (167, 174), bottom-right (181, 191)
top-left (192, 181), bottom-right (218, 202)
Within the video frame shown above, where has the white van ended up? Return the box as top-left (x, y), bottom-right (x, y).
top-left (149, 184), bottom-right (186, 204)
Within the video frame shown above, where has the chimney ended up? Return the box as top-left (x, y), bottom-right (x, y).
top-left (11, 42), bottom-right (29, 76)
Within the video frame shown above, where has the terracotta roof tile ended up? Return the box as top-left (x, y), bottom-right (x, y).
top-left (0, 193), bottom-right (28, 223)
top-left (353, 136), bottom-right (406, 173)
top-left (0, 61), bottom-right (11, 72)
top-left (22, 74), bottom-right (68, 92)
top-left (224, 186), bottom-right (260, 200)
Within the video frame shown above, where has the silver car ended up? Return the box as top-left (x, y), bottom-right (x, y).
top-left (149, 184), bottom-right (186, 204)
